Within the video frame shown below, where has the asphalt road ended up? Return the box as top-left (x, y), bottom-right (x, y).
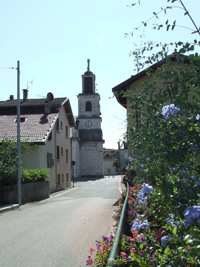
top-left (0, 176), bottom-right (122, 267)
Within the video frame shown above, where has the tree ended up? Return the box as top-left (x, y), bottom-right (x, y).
top-left (0, 137), bottom-right (30, 186)
top-left (123, 0), bottom-right (200, 214)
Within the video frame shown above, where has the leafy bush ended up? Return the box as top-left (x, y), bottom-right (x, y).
top-left (0, 137), bottom-right (30, 186)
top-left (21, 169), bottom-right (49, 184)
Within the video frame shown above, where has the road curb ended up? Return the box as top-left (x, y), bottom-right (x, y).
top-left (0, 204), bottom-right (19, 213)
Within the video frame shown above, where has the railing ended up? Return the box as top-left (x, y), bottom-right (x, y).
top-left (106, 182), bottom-right (129, 267)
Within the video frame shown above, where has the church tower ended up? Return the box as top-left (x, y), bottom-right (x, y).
top-left (76, 59), bottom-right (104, 178)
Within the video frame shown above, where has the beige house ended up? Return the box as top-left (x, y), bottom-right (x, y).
top-left (0, 91), bottom-right (75, 193)
top-left (112, 55), bottom-right (191, 155)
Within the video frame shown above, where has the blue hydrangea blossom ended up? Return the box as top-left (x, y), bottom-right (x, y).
top-left (166, 214), bottom-right (182, 228)
top-left (161, 235), bottom-right (172, 247)
top-left (162, 104), bottom-right (180, 120)
top-left (140, 183), bottom-right (153, 195)
top-left (184, 206), bottom-right (200, 227)
top-left (131, 217), bottom-right (150, 231)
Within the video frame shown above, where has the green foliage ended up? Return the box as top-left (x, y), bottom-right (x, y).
top-left (0, 137), bottom-right (30, 186)
top-left (0, 137), bottom-right (48, 186)
top-left (21, 169), bottom-right (49, 184)
top-left (126, 50), bottom-right (200, 215)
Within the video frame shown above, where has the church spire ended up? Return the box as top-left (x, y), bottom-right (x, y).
top-left (87, 59), bottom-right (90, 71)
top-left (82, 59), bottom-right (95, 94)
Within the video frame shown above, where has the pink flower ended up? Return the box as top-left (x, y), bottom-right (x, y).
top-left (130, 247), bottom-right (136, 253)
top-left (90, 247), bottom-right (95, 255)
top-left (89, 258), bottom-right (94, 265)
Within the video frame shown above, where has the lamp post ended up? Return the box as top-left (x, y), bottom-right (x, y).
top-left (0, 61), bottom-right (21, 206)
top-left (17, 61), bottom-right (21, 206)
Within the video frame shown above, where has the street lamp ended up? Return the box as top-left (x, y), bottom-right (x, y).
top-left (17, 61), bottom-right (21, 206)
top-left (0, 61), bottom-right (21, 206)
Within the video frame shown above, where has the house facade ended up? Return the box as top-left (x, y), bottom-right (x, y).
top-left (103, 153), bottom-right (117, 176)
top-left (0, 91), bottom-right (75, 192)
top-left (112, 55), bottom-right (190, 155)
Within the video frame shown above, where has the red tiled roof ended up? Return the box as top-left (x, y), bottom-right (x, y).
top-left (0, 97), bottom-right (66, 108)
top-left (0, 113), bottom-right (58, 143)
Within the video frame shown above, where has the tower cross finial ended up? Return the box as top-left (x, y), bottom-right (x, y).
top-left (87, 59), bottom-right (90, 71)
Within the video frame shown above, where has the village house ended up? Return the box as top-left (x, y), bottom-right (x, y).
top-left (0, 90), bottom-right (75, 193)
top-left (112, 54), bottom-right (192, 156)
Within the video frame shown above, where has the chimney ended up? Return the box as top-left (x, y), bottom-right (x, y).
top-left (23, 89), bottom-right (28, 101)
top-left (44, 101), bottom-right (51, 114)
top-left (9, 95), bottom-right (14, 100)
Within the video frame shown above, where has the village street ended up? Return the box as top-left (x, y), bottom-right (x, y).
top-left (0, 176), bottom-right (122, 267)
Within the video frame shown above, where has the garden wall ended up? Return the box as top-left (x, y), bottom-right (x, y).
top-left (1, 181), bottom-right (50, 205)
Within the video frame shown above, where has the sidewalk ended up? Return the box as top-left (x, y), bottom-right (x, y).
top-left (0, 204), bottom-right (19, 213)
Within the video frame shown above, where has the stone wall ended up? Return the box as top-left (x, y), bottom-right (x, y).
top-left (79, 141), bottom-right (104, 177)
top-left (1, 181), bottom-right (50, 205)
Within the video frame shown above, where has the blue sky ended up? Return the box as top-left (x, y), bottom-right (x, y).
top-left (0, 0), bottom-right (199, 148)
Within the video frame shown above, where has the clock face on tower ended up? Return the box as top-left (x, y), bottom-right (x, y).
top-left (85, 120), bottom-right (92, 128)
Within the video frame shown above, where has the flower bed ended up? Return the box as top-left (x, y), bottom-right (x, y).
top-left (86, 182), bottom-right (200, 266)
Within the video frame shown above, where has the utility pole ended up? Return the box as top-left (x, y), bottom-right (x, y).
top-left (17, 61), bottom-right (21, 206)
top-left (0, 61), bottom-right (21, 205)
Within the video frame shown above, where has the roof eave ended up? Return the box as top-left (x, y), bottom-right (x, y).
top-left (62, 99), bottom-right (75, 127)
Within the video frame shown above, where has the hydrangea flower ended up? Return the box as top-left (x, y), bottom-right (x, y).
top-left (162, 104), bottom-right (180, 120)
top-left (161, 235), bottom-right (173, 247)
top-left (166, 214), bottom-right (182, 228)
top-left (184, 206), bottom-right (200, 227)
top-left (196, 114), bottom-right (200, 120)
top-left (196, 180), bottom-right (200, 186)
top-left (140, 183), bottom-right (153, 195)
top-left (131, 217), bottom-right (150, 231)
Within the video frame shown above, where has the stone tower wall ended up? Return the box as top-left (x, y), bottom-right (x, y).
top-left (79, 141), bottom-right (104, 178)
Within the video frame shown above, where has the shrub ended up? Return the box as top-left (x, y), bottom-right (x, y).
top-left (21, 169), bottom-right (49, 184)
top-left (0, 137), bottom-right (30, 186)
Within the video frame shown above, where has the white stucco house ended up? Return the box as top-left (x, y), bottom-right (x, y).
top-left (0, 90), bottom-right (75, 193)
top-left (103, 153), bottom-right (118, 176)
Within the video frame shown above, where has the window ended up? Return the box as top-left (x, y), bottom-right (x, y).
top-left (47, 153), bottom-right (53, 168)
top-left (65, 126), bottom-right (68, 138)
top-left (163, 82), bottom-right (181, 97)
top-left (66, 149), bottom-right (68, 162)
top-left (86, 101), bottom-right (92, 111)
top-left (61, 121), bottom-right (63, 129)
top-left (66, 173), bottom-right (69, 183)
top-left (62, 174), bottom-right (64, 183)
top-left (57, 146), bottom-right (60, 160)
top-left (61, 147), bottom-right (63, 156)
top-left (14, 117), bottom-right (27, 123)
top-left (58, 174), bottom-right (60, 185)
top-left (56, 118), bottom-right (59, 131)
